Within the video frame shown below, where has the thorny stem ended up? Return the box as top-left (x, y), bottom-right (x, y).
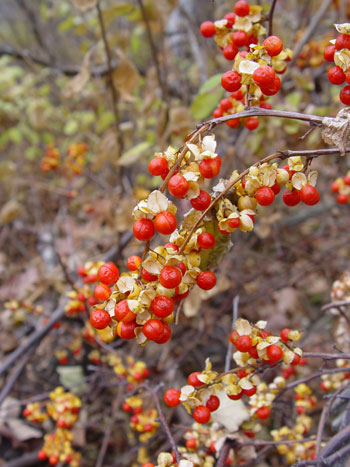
top-left (144, 382), bottom-right (181, 463)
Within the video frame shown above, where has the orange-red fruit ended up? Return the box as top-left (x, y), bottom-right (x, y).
top-left (224, 12), bottom-right (236, 28)
top-left (197, 271), bottom-right (217, 290)
top-left (335, 34), bottom-right (350, 51)
top-left (142, 268), bottom-right (158, 282)
top-left (228, 391), bottom-right (243, 400)
top-left (199, 155), bottom-right (222, 178)
top-left (337, 193), bottom-right (348, 204)
top-left (328, 66), bottom-right (345, 85)
top-left (206, 395), bottom-right (220, 412)
top-left (283, 189), bottom-right (300, 206)
top-left (114, 300), bottom-right (135, 322)
top-left (168, 174), bottom-right (189, 198)
top-left (133, 218), bottom-right (155, 241)
top-left (154, 211), bottom-right (177, 235)
top-left (233, 30), bottom-right (248, 47)
top-left (126, 255), bottom-right (142, 271)
top-left (149, 157), bottom-right (168, 177)
top-left (115, 320), bottom-right (137, 339)
top-left (223, 44), bottom-right (239, 60)
top-left (227, 217), bottom-right (241, 229)
top-left (253, 65), bottom-right (276, 87)
top-left (151, 296), bottom-right (174, 318)
top-left (220, 98), bottom-right (233, 111)
top-left (340, 85), bottom-right (350, 105)
top-left (94, 283), bottom-right (111, 301)
top-left (188, 371), bottom-right (204, 387)
top-left (97, 262), bottom-right (119, 285)
top-left (324, 45), bottom-right (335, 62)
top-left (235, 335), bottom-right (252, 352)
top-left (267, 344), bottom-right (283, 362)
top-left (271, 183), bottom-right (281, 195)
top-left (49, 456), bottom-right (59, 466)
top-left (186, 438), bottom-right (197, 450)
top-left (38, 450), bottom-right (47, 461)
top-left (164, 388), bottom-right (181, 407)
top-left (256, 406), bottom-right (270, 419)
top-left (143, 319), bottom-right (165, 341)
top-left (191, 190), bottom-right (211, 211)
top-left (344, 175), bottom-right (350, 185)
top-left (280, 328), bottom-right (291, 342)
top-left (200, 21), bottom-right (216, 38)
top-left (154, 323), bottom-right (171, 344)
top-left (89, 309), bottom-right (111, 329)
top-left (245, 117), bottom-right (259, 130)
top-left (226, 118), bottom-right (240, 129)
top-left (142, 463), bottom-right (154, 467)
top-left (300, 185), bottom-right (320, 205)
top-left (193, 405), bottom-right (211, 424)
top-left (255, 186), bottom-right (275, 206)
top-left (243, 386), bottom-right (257, 397)
top-left (159, 266), bottom-right (182, 288)
top-left (263, 35), bottom-right (283, 56)
top-left (234, 0), bottom-right (250, 16)
top-left (221, 70), bottom-right (242, 92)
top-left (198, 232), bottom-right (215, 249)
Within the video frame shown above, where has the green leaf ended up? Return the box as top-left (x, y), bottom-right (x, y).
top-left (198, 74), bottom-right (222, 94)
top-left (64, 119), bottom-right (79, 135)
top-left (190, 88), bottom-right (224, 120)
top-left (117, 141), bottom-right (152, 166)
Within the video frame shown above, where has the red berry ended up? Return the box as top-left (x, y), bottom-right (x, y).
top-left (213, 108), bottom-right (223, 118)
top-left (186, 438), bottom-right (197, 450)
top-left (164, 388), bottom-right (181, 407)
top-left (230, 330), bottom-right (238, 344)
top-left (200, 21), bottom-right (216, 38)
top-left (164, 242), bottom-right (179, 252)
top-left (114, 300), bottom-right (136, 322)
top-left (291, 353), bottom-right (301, 366)
top-left (346, 71), bottom-right (350, 85)
top-left (221, 70), bottom-right (242, 92)
top-left (141, 268), bottom-right (158, 282)
top-left (344, 175), bottom-right (350, 185)
top-left (206, 395), bottom-right (220, 411)
top-left (154, 211), bottom-right (177, 235)
top-left (97, 262), bottom-right (119, 285)
top-left (188, 372), bottom-right (204, 387)
top-left (228, 391), bottom-right (243, 400)
top-left (197, 271), bottom-right (217, 290)
top-left (38, 450), bottom-right (47, 461)
top-left (245, 117), bottom-right (259, 130)
top-left (328, 66), bottom-right (345, 85)
top-left (168, 174), bottom-right (189, 198)
top-left (49, 456), bottom-right (59, 466)
top-left (176, 261), bottom-right (186, 275)
top-left (256, 406), bottom-right (270, 419)
top-left (227, 217), bottom-right (241, 229)
top-left (255, 186), bottom-right (275, 206)
top-left (159, 266), bottom-right (182, 288)
top-left (280, 328), bottom-right (291, 342)
top-left (193, 405), bottom-right (211, 424)
top-left (248, 346), bottom-right (259, 359)
top-left (235, 335), bottom-right (252, 352)
top-left (126, 255), bottom-right (142, 271)
top-left (154, 323), bottom-right (171, 344)
top-left (260, 101), bottom-right (273, 110)
top-left (271, 183), bottom-right (281, 195)
top-left (234, 0), bottom-right (250, 17)
top-left (267, 345), bottom-right (283, 362)
top-left (337, 193), bottom-right (348, 204)
top-left (335, 34), bottom-right (350, 50)
top-left (283, 189), bottom-right (300, 206)
top-left (231, 89), bottom-right (244, 100)
top-left (340, 85), bottom-right (350, 105)
top-left (263, 35), bottom-right (283, 56)
top-left (260, 76), bottom-right (281, 96)
top-left (226, 118), bottom-right (240, 128)
top-left (320, 381), bottom-right (329, 392)
top-left (143, 319), bottom-right (165, 341)
top-left (220, 98), bottom-right (233, 111)
top-left (199, 156), bottom-right (222, 178)
top-left (149, 157), bottom-right (168, 177)
top-left (191, 190), bottom-right (211, 211)
top-left (115, 320), bottom-right (137, 339)
top-left (253, 66), bottom-right (276, 87)
top-left (151, 296), bottom-right (174, 318)
top-left (224, 12), bottom-right (236, 28)
top-left (300, 185), bottom-right (320, 205)
top-left (94, 283), bottom-right (111, 301)
top-left (324, 45), bottom-right (335, 62)
top-left (133, 218), bottom-right (155, 241)
top-left (198, 232), bottom-right (215, 249)
top-left (223, 44), bottom-right (239, 60)
top-left (243, 386), bottom-right (257, 397)
top-left (89, 309), bottom-right (111, 329)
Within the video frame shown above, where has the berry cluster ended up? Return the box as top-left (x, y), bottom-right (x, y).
top-left (164, 320), bottom-right (302, 425)
top-left (77, 261), bottom-right (104, 284)
top-left (65, 285), bottom-right (97, 316)
top-left (122, 395), bottom-right (159, 443)
top-left (324, 23), bottom-right (350, 105)
top-left (23, 387), bottom-right (81, 466)
top-left (331, 170), bottom-right (350, 204)
top-left (106, 354), bottom-right (150, 388)
top-left (4, 299), bottom-right (43, 326)
top-left (320, 358), bottom-right (350, 391)
top-left (297, 33), bottom-right (333, 69)
top-left (40, 142), bottom-right (87, 176)
top-left (294, 383), bottom-right (317, 415)
top-left (201, 1), bottom-right (292, 128)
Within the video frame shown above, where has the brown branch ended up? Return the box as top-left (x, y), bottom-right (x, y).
top-left (144, 382), bottom-right (181, 463)
top-left (268, 0), bottom-right (278, 36)
top-left (96, 1), bottom-right (124, 155)
top-left (303, 352), bottom-right (350, 360)
top-left (321, 300), bottom-right (350, 312)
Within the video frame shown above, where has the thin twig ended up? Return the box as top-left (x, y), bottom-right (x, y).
top-left (268, 0), bottom-right (278, 36)
top-left (225, 295), bottom-right (240, 372)
top-left (321, 300), bottom-right (350, 312)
